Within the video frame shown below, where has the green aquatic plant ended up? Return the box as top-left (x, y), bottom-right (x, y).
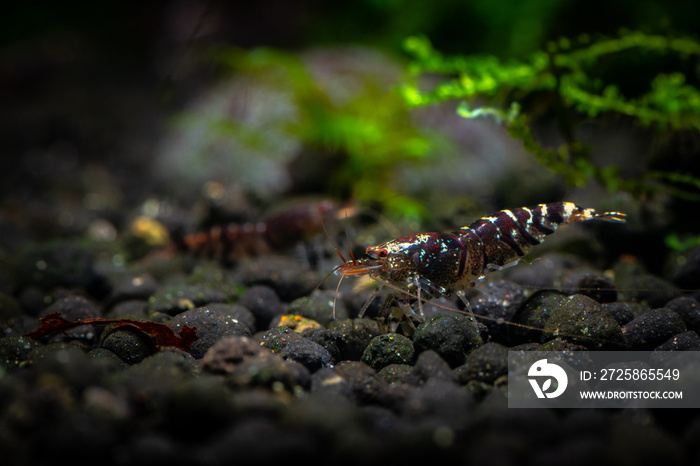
top-left (400, 31), bottom-right (700, 200)
top-left (209, 46), bottom-right (435, 220)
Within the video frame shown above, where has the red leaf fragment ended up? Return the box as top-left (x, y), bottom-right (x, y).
top-left (24, 312), bottom-right (199, 351)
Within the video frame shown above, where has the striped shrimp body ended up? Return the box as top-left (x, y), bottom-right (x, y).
top-left (177, 200), bottom-right (340, 258)
top-left (336, 202), bottom-right (626, 319)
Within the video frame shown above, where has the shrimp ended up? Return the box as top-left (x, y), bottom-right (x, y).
top-left (176, 199), bottom-right (346, 259)
top-left (335, 202), bottom-right (626, 322)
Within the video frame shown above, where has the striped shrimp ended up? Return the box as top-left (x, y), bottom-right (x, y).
top-left (175, 199), bottom-right (342, 259)
top-left (335, 202), bottom-right (626, 322)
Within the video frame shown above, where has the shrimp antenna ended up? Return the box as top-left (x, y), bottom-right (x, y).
top-left (318, 208), bottom-right (356, 319)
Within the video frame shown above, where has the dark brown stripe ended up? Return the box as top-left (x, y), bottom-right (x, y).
top-left (544, 203), bottom-right (565, 224)
top-left (492, 213), bottom-right (526, 256)
top-left (531, 204), bottom-right (556, 235)
top-left (449, 233), bottom-right (468, 279)
top-left (508, 208), bottom-right (541, 246)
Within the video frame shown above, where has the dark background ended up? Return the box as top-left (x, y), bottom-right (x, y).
top-left (1, 0), bottom-right (698, 242)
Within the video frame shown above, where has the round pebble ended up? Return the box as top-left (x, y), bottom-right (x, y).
top-left (147, 283), bottom-right (227, 316)
top-left (670, 244), bottom-right (700, 290)
top-left (511, 290), bottom-right (568, 343)
top-left (654, 330), bottom-right (700, 351)
top-left (409, 349), bottom-right (455, 384)
top-left (543, 294), bottom-right (625, 349)
top-left (287, 289), bottom-right (349, 326)
top-left (360, 333), bottom-right (415, 371)
top-left (378, 364), bottom-right (414, 384)
top-left (455, 341), bottom-right (509, 384)
top-left (38, 295), bottom-right (102, 342)
top-left (16, 241), bottom-right (107, 296)
top-left (600, 302), bottom-right (638, 326)
top-left (622, 308), bottom-right (687, 350)
top-left (327, 318), bottom-right (381, 361)
top-left (413, 311), bottom-right (482, 367)
top-left (260, 326), bottom-right (333, 372)
top-left (470, 280), bottom-right (526, 345)
top-left (169, 306), bottom-right (252, 359)
top-left (562, 271), bottom-right (618, 303)
top-left (333, 361), bottom-right (387, 405)
top-left (237, 285), bottom-right (285, 329)
top-left (237, 255), bottom-right (319, 301)
top-left (107, 273), bottom-right (158, 306)
top-left (0, 335), bottom-right (39, 372)
top-left (201, 335), bottom-right (310, 391)
top-left (665, 296), bottom-right (700, 334)
top-left (101, 326), bottom-right (158, 364)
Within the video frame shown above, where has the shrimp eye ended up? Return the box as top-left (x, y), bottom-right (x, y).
top-left (367, 247), bottom-right (389, 259)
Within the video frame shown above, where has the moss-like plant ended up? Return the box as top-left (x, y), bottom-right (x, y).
top-left (400, 31), bottom-right (700, 201)
top-left (211, 46), bottom-right (434, 220)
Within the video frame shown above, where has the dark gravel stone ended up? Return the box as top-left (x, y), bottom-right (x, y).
top-left (506, 253), bottom-right (582, 288)
top-left (0, 292), bottom-right (22, 321)
top-left (131, 348), bottom-right (198, 377)
top-left (401, 377), bottom-right (475, 434)
top-left (169, 306), bottom-right (252, 359)
top-left (237, 285), bottom-right (285, 329)
top-left (614, 260), bottom-right (681, 307)
top-left (455, 342), bottom-right (509, 384)
top-left (16, 240), bottom-right (108, 297)
top-left (470, 280), bottom-right (526, 345)
top-left (17, 286), bottom-right (48, 316)
top-left (201, 302), bottom-right (256, 332)
top-left (538, 337), bottom-right (589, 352)
top-left (126, 433), bottom-right (185, 466)
top-left (606, 417), bottom-right (685, 466)
top-left (40, 294), bottom-right (102, 319)
top-left (0, 335), bottom-right (39, 372)
top-left (333, 361), bottom-right (387, 405)
top-left (106, 273), bottom-right (158, 306)
top-left (600, 302), bottom-right (638, 326)
top-left (378, 364), bottom-right (414, 384)
top-left (670, 244), bottom-right (700, 290)
top-left (543, 294), bottom-right (625, 349)
top-left (147, 283), bottom-right (227, 316)
top-left (562, 271), bottom-right (618, 303)
top-left (237, 254), bottom-right (319, 301)
top-left (327, 318), bottom-right (381, 361)
top-left (87, 347), bottom-right (130, 370)
top-left (413, 311), bottom-right (482, 367)
top-left (311, 367), bottom-right (355, 398)
top-left (205, 418), bottom-right (319, 464)
top-left (511, 290), bottom-right (569, 343)
top-left (38, 295), bottom-right (102, 342)
top-left (100, 326), bottom-right (158, 364)
top-left (106, 299), bottom-right (149, 319)
top-left (622, 307), bottom-right (687, 350)
top-left (654, 330), bottom-right (700, 351)
top-left (361, 333), bottom-right (415, 371)
top-left (186, 261), bottom-right (242, 301)
top-left (201, 335), bottom-right (310, 391)
top-left (29, 342), bottom-right (109, 389)
top-left (301, 327), bottom-right (343, 362)
top-left (160, 375), bottom-right (236, 441)
top-left (410, 349), bottom-right (456, 384)
top-left (288, 289), bottom-right (349, 326)
top-left (260, 326), bottom-right (333, 372)
top-left (665, 296), bottom-right (700, 334)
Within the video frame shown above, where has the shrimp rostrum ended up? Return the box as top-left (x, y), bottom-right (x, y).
top-left (335, 202), bottom-right (626, 321)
